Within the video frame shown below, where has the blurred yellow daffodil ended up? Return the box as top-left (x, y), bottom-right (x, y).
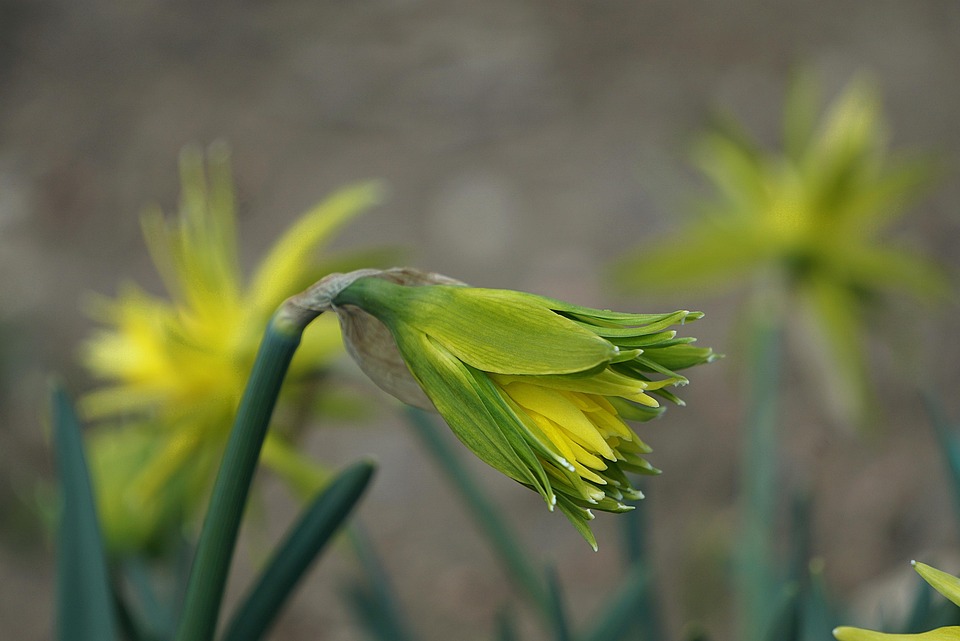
top-left (80, 145), bottom-right (382, 555)
top-left (834, 562), bottom-right (960, 641)
top-left (615, 71), bottom-right (947, 425)
top-left (300, 267), bottom-right (715, 548)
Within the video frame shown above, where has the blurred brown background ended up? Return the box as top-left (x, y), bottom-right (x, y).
top-left (2, 1), bottom-right (960, 639)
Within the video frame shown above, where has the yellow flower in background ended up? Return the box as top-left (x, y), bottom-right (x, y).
top-left (834, 562), bottom-right (960, 640)
top-left (308, 268), bottom-right (715, 548)
top-left (81, 145), bottom-right (382, 555)
top-left (615, 71), bottom-right (948, 425)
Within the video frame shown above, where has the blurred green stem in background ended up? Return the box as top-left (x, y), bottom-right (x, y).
top-left (404, 406), bottom-right (551, 616)
top-left (619, 489), bottom-right (662, 641)
top-left (405, 406), bottom-right (665, 641)
top-left (738, 288), bottom-right (784, 641)
top-left (345, 524), bottom-right (420, 641)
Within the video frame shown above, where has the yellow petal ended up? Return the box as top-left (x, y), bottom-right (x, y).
top-left (248, 182), bottom-right (382, 316)
top-left (915, 562), bottom-right (960, 608)
top-left (502, 382), bottom-right (614, 459)
top-left (834, 626), bottom-right (960, 641)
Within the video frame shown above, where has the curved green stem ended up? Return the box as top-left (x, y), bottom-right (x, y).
top-left (174, 313), bottom-right (307, 641)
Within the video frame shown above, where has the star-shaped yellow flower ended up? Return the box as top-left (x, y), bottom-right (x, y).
top-left (80, 146), bottom-right (382, 554)
top-left (615, 71), bottom-right (947, 425)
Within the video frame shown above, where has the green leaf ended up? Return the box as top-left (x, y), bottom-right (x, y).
top-left (801, 561), bottom-right (836, 641)
top-left (495, 607), bottom-right (520, 641)
top-left (683, 625), bottom-right (714, 641)
top-left (344, 524), bottom-right (420, 641)
top-left (580, 566), bottom-right (651, 641)
top-left (904, 578), bottom-right (936, 634)
top-left (221, 460), bottom-right (375, 641)
top-left (52, 383), bottom-right (120, 641)
top-left (404, 407), bottom-right (550, 614)
top-left (924, 395), bottom-right (960, 525)
top-left (546, 567), bottom-right (572, 641)
top-left (761, 584), bottom-right (801, 641)
top-left (618, 498), bottom-right (663, 640)
top-left (117, 557), bottom-right (176, 641)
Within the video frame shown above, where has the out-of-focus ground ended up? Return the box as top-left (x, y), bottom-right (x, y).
top-left (2, 2), bottom-right (960, 639)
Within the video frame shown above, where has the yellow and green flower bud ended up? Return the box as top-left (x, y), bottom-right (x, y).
top-left (303, 268), bottom-right (715, 548)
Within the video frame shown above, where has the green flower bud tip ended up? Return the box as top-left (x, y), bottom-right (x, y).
top-left (295, 268), bottom-right (716, 548)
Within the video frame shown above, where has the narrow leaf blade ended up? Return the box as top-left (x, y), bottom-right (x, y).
top-left (221, 460), bottom-right (376, 641)
top-left (344, 524), bottom-right (420, 641)
top-left (53, 383), bottom-right (119, 641)
top-left (581, 566), bottom-right (651, 641)
top-left (404, 407), bottom-right (550, 614)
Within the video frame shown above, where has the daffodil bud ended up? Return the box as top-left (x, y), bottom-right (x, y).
top-left (297, 267), bottom-right (716, 548)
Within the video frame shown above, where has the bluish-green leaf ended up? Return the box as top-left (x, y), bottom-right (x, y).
top-left (496, 607), bottom-right (520, 641)
top-left (221, 460), bottom-right (376, 641)
top-left (404, 407), bottom-right (550, 614)
top-left (52, 383), bottom-right (119, 641)
top-left (546, 567), bottom-right (572, 641)
top-left (344, 524), bottom-right (419, 641)
top-left (581, 566), bottom-right (651, 641)
top-left (923, 394), bottom-right (960, 525)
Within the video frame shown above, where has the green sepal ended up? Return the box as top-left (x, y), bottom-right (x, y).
top-left (608, 398), bottom-right (666, 422)
top-left (554, 494), bottom-right (599, 551)
top-left (641, 343), bottom-right (718, 371)
top-left (391, 325), bottom-right (555, 506)
top-left (569, 310), bottom-right (701, 339)
top-left (338, 278), bottom-right (617, 375)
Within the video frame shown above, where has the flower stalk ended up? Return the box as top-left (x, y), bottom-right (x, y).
top-left (175, 308), bottom-right (312, 641)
